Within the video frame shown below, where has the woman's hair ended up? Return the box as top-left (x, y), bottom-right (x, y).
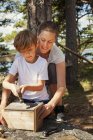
top-left (37, 21), bottom-right (58, 36)
top-left (14, 29), bottom-right (37, 52)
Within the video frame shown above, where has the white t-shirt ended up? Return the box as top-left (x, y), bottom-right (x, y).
top-left (9, 56), bottom-right (49, 101)
top-left (48, 44), bottom-right (65, 64)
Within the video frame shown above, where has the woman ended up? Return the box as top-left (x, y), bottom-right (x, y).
top-left (37, 21), bottom-right (66, 122)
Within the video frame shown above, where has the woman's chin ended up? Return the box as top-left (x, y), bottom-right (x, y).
top-left (40, 49), bottom-right (49, 54)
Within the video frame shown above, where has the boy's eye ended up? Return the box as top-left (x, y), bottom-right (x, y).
top-left (41, 39), bottom-right (45, 42)
top-left (48, 42), bottom-right (52, 44)
top-left (28, 49), bottom-right (32, 51)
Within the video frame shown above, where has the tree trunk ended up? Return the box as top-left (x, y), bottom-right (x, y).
top-left (27, 0), bottom-right (52, 32)
top-left (90, 0), bottom-right (93, 14)
top-left (36, 0), bottom-right (52, 25)
top-left (27, 0), bottom-right (37, 33)
top-left (65, 0), bottom-right (78, 85)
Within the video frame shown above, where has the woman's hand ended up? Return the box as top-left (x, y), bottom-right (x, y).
top-left (38, 103), bottom-right (55, 119)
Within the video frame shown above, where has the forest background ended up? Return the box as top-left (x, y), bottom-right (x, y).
top-left (0, 0), bottom-right (93, 85)
top-left (0, 0), bottom-right (93, 135)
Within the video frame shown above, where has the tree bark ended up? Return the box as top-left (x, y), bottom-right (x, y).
top-left (90, 0), bottom-right (93, 14)
top-left (65, 0), bottom-right (78, 85)
top-left (27, 0), bottom-right (52, 32)
top-left (27, 0), bottom-right (37, 33)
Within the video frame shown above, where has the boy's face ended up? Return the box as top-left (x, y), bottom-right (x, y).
top-left (20, 45), bottom-right (37, 63)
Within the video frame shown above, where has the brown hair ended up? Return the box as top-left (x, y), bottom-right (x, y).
top-left (14, 29), bottom-right (37, 52)
top-left (37, 21), bottom-right (58, 37)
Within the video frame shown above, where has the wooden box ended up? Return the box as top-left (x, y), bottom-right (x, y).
top-left (2, 102), bottom-right (43, 131)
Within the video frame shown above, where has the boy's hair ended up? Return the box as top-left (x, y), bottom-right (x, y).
top-left (14, 29), bottom-right (37, 52)
top-left (37, 21), bottom-right (58, 37)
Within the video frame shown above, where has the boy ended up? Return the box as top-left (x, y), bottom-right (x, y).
top-left (0, 29), bottom-right (49, 124)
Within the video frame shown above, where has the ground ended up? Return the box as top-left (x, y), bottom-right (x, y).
top-left (64, 85), bottom-right (93, 134)
top-left (64, 63), bottom-right (93, 135)
top-left (0, 63), bottom-right (93, 139)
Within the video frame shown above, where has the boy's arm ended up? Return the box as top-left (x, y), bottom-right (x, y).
top-left (20, 80), bottom-right (45, 93)
top-left (2, 74), bottom-right (19, 97)
top-left (0, 74), bottom-right (17, 125)
top-left (0, 74), bottom-right (16, 110)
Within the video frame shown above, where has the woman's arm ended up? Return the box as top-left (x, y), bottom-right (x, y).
top-left (50, 61), bottom-right (66, 105)
top-left (0, 74), bottom-right (17, 111)
top-left (39, 61), bottom-right (66, 119)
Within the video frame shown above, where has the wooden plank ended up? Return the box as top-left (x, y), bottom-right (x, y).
top-left (34, 103), bottom-right (43, 132)
top-left (3, 111), bottom-right (34, 130)
top-left (4, 102), bottom-right (41, 111)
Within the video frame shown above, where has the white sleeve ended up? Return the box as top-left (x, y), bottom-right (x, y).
top-left (38, 60), bottom-right (48, 80)
top-left (54, 46), bottom-right (65, 64)
top-left (9, 59), bottom-right (18, 76)
top-left (48, 44), bottom-right (65, 64)
top-left (15, 52), bottom-right (21, 59)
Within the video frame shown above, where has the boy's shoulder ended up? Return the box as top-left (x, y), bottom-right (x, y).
top-left (14, 54), bottom-right (24, 64)
top-left (15, 53), bottom-right (22, 59)
top-left (15, 53), bottom-right (23, 60)
top-left (38, 56), bottom-right (47, 63)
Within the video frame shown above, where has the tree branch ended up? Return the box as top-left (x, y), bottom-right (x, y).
top-left (57, 42), bottom-right (93, 64)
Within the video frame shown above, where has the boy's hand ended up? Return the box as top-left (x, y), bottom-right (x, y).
top-left (11, 84), bottom-right (20, 97)
top-left (20, 85), bottom-right (27, 94)
top-left (0, 109), bottom-right (7, 126)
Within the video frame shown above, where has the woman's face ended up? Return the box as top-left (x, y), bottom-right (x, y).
top-left (38, 31), bottom-right (56, 54)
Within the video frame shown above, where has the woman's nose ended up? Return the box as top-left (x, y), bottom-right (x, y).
top-left (43, 42), bottom-right (48, 48)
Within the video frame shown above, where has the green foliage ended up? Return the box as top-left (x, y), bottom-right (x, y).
top-left (0, 66), bottom-right (8, 72)
top-left (0, 37), bottom-right (4, 42)
top-left (0, 0), bottom-right (26, 26)
top-left (0, 0), bottom-right (21, 12)
top-left (0, 0), bottom-right (93, 53)
top-left (0, 31), bottom-right (9, 57)
top-left (80, 63), bottom-right (93, 83)
top-left (14, 20), bottom-right (26, 28)
top-left (0, 33), bottom-right (4, 42)
top-left (18, 2), bottom-right (26, 13)
top-left (52, 0), bottom-right (65, 33)
top-left (4, 31), bottom-right (17, 42)
top-left (0, 33), bottom-right (3, 37)
top-left (0, 44), bottom-right (8, 52)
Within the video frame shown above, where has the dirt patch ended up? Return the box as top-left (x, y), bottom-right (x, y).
top-left (64, 85), bottom-right (93, 135)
